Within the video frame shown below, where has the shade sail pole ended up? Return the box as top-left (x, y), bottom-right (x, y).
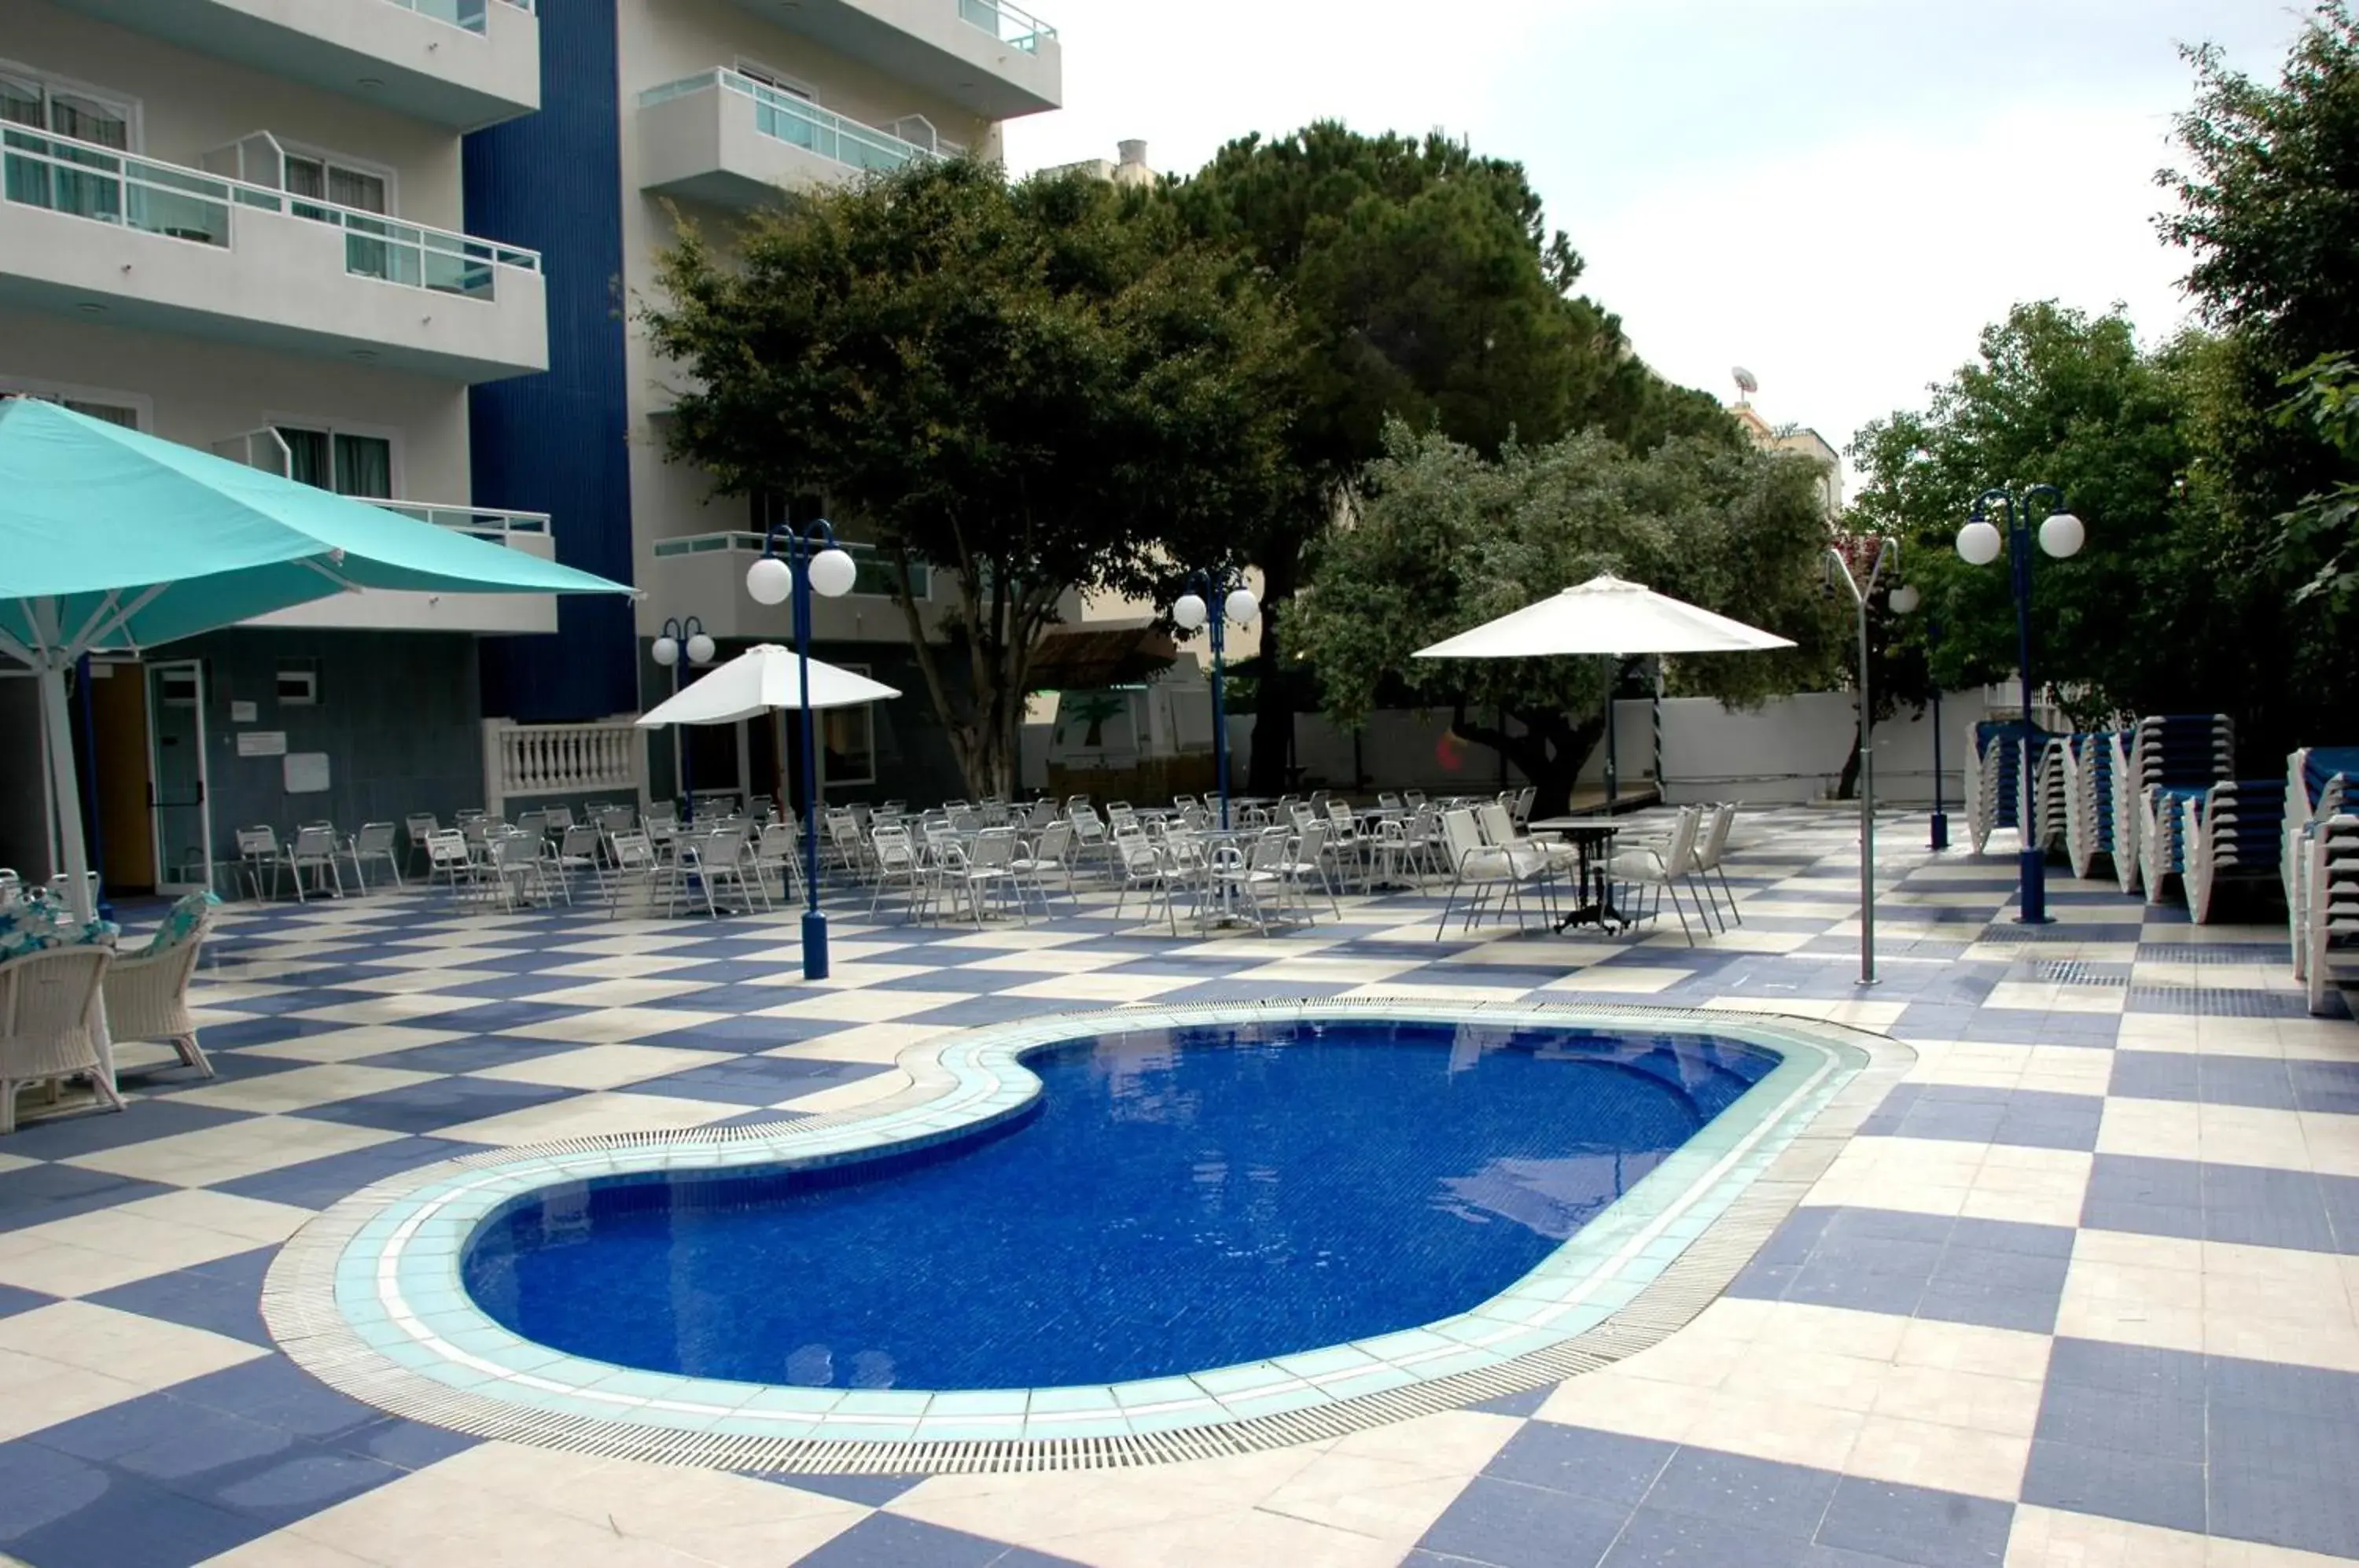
top-left (39, 661), bottom-right (95, 924)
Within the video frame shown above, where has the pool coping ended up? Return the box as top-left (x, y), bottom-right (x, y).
top-left (263, 999), bottom-right (1911, 1472)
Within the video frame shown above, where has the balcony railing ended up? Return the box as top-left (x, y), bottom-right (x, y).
top-left (380, 0), bottom-right (536, 34)
top-left (639, 70), bottom-right (934, 175)
top-left (1, 126), bottom-right (541, 300)
top-left (958, 0), bottom-right (1056, 51)
top-left (373, 501), bottom-right (551, 543)
top-left (652, 531), bottom-right (930, 600)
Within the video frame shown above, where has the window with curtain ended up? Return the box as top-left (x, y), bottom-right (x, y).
top-left (1, 68), bottom-right (132, 219)
top-left (283, 153), bottom-right (386, 213)
top-left (275, 425), bottom-right (392, 499)
top-left (2, 388), bottom-right (140, 429)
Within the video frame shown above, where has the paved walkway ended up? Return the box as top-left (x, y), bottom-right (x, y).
top-left (0, 807), bottom-right (2352, 1568)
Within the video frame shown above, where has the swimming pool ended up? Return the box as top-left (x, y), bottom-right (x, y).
top-left (459, 1018), bottom-right (1779, 1389)
top-left (270, 1001), bottom-right (1882, 1467)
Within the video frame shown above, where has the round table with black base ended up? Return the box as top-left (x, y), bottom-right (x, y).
top-left (1527, 818), bottom-right (1625, 933)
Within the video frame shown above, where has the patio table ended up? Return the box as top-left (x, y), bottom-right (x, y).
top-left (1526, 816), bottom-right (1625, 933)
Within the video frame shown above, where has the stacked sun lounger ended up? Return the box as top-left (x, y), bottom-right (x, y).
top-left (2301, 812), bottom-right (2359, 1015)
top-left (2125, 715), bottom-right (2236, 902)
top-left (1964, 720), bottom-right (2044, 856)
top-left (2286, 747), bottom-right (2359, 993)
top-left (2032, 737), bottom-right (2073, 855)
top-left (2061, 732), bottom-right (2127, 886)
top-left (2180, 776), bottom-right (2291, 924)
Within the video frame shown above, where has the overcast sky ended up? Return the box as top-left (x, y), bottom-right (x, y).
top-left (1000, 1), bottom-right (2310, 466)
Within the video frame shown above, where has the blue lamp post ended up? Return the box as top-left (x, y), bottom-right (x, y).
top-left (744, 519), bottom-right (858, 980)
top-left (1956, 485), bottom-right (2084, 925)
top-left (1888, 583), bottom-right (1949, 852)
top-left (1170, 570), bottom-right (1259, 830)
top-left (649, 616), bottom-right (715, 819)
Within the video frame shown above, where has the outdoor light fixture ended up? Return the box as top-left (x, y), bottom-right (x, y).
top-left (1956, 484), bottom-right (2082, 923)
top-left (745, 518), bottom-right (858, 980)
top-left (1169, 569), bottom-right (1258, 828)
top-left (1889, 582), bottom-right (1947, 852)
top-left (651, 615), bottom-right (713, 823)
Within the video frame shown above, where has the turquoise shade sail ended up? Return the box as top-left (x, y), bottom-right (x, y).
top-left (0, 396), bottom-right (635, 931)
top-left (0, 396), bottom-right (633, 658)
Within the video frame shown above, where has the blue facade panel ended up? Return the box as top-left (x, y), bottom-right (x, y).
top-left (464, 0), bottom-right (637, 723)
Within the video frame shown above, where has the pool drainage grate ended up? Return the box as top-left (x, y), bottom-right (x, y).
top-left (263, 998), bottom-right (1910, 1474)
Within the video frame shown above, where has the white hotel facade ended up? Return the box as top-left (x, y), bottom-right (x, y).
top-left (0, 0), bottom-right (1062, 894)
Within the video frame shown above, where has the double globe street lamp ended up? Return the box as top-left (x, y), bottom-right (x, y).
top-left (650, 615), bottom-right (715, 819)
top-left (1954, 485), bottom-right (2084, 925)
top-left (1169, 572), bottom-right (1259, 830)
top-left (745, 521), bottom-right (858, 980)
top-left (1884, 581), bottom-right (1948, 853)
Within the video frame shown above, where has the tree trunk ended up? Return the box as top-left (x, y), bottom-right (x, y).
top-left (1835, 729), bottom-right (1863, 801)
top-left (1246, 541), bottom-right (1302, 796)
top-left (1449, 704), bottom-right (1606, 820)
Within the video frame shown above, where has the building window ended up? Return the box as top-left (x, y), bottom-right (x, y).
top-left (282, 152), bottom-right (389, 215)
top-left (824, 664), bottom-right (878, 787)
top-left (1, 384), bottom-right (142, 429)
top-left (2, 62), bottom-right (137, 220)
top-left (276, 663), bottom-right (319, 706)
top-left (274, 424), bottom-right (394, 499)
top-left (734, 60), bottom-right (814, 100)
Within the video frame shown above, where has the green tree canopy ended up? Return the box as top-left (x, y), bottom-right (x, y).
top-left (640, 157), bottom-right (1296, 798)
top-left (1174, 123), bottom-right (1735, 792)
top-left (2161, 2), bottom-right (2359, 692)
top-left (1293, 421), bottom-right (1837, 817)
top-left (1847, 302), bottom-right (2235, 731)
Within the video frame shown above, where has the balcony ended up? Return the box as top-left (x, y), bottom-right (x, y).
top-left (642, 531), bottom-right (944, 644)
top-left (0, 127), bottom-right (547, 381)
top-left (637, 72), bottom-right (938, 208)
top-left (46, 0), bottom-right (539, 131)
top-left (719, 0), bottom-right (1061, 120)
top-left (246, 499), bottom-right (562, 635)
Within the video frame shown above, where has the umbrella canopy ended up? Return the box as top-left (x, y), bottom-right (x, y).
top-left (1413, 572), bottom-right (1796, 660)
top-left (0, 399), bottom-right (628, 654)
top-left (636, 644), bottom-right (901, 727)
top-left (0, 398), bottom-right (635, 922)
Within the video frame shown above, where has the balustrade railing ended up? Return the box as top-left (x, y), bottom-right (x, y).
top-left (484, 718), bottom-right (646, 819)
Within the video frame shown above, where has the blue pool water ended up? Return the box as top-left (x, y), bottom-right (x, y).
top-left (461, 1018), bottom-right (1777, 1389)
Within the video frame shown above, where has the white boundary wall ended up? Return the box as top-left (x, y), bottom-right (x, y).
top-left (1022, 688), bottom-right (1997, 807)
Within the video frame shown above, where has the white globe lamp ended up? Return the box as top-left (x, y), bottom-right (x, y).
top-left (1172, 592), bottom-right (1208, 631)
top-left (745, 555), bottom-right (792, 605)
top-left (650, 635), bottom-right (679, 668)
top-left (685, 632), bottom-right (716, 666)
top-left (1888, 583), bottom-right (1922, 614)
top-left (1956, 520), bottom-right (2004, 567)
top-left (2038, 511), bottom-right (2085, 559)
top-left (808, 546), bottom-right (858, 600)
top-left (1224, 587), bottom-right (1260, 628)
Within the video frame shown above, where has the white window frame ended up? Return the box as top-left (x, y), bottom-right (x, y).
top-left (822, 662), bottom-right (879, 788)
top-left (264, 412), bottom-right (406, 499)
top-left (733, 57), bottom-right (815, 100)
top-left (0, 374), bottom-right (152, 431)
top-left (0, 57), bottom-right (144, 151)
top-left (275, 138), bottom-right (399, 215)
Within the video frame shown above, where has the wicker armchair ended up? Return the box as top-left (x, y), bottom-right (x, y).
top-left (1, 945), bottom-right (120, 1135)
top-left (101, 893), bottom-right (218, 1081)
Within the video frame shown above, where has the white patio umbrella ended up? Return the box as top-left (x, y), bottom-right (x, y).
top-left (1412, 573), bottom-right (1796, 660)
top-left (634, 643), bottom-right (900, 727)
top-left (1413, 572), bottom-right (1795, 803)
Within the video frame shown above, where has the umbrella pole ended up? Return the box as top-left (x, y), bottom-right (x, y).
top-left (39, 664), bottom-right (97, 925)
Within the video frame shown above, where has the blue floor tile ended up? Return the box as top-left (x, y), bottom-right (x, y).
top-left (86, 1248), bottom-right (276, 1346)
top-left (1481, 1421), bottom-right (1673, 1507)
top-left (0, 1163), bottom-right (177, 1234)
top-left (1604, 1506), bottom-right (1812, 1567)
top-left (2021, 1438), bottom-right (2207, 1533)
top-left (214, 1135), bottom-right (478, 1210)
top-left (754, 1471), bottom-right (925, 1507)
top-left (1812, 1478), bottom-right (2011, 1568)
top-left (348, 1036), bottom-right (582, 1075)
top-left (1641, 1448), bottom-right (1838, 1538)
top-left (0, 1101), bottom-right (254, 1161)
top-left (789, 1511), bottom-right (1034, 1566)
top-left (292, 1077), bottom-right (578, 1136)
top-left (1416, 1475), bottom-right (1629, 1568)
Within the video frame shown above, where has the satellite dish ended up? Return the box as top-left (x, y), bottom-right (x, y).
top-left (1732, 366), bottom-right (1759, 398)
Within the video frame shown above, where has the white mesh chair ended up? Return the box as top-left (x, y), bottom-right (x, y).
top-left (101, 893), bottom-right (216, 1080)
top-left (1691, 803), bottom-right (1741, 926)
top-left (235, 826), bottom-right (285, 900)
top-left (604, 830), bottom-right (664, 918)
top-left (753, 821), bottom-right (804, 904)
top-left (424, 829), bottom-right (472, 896)
top-left (1434, 806), bottom-right (1553, 937)
top-left (1609, 806), bottom-right (1708, 946)
top-left (541, 825), bottom-right (602, 905)
top-left (1010, 822), bottom-right (1077, 914)
top-left (285, 825), bottom-right (345, 902)
top-left (1277, 820), bottom-right (1342, 920)
top-left (486, 831), bottom-right (545, 911)
top-left (344, 823), bottom-right (404, 894)
top-left (1, 945), bottom-right (120, 1136)
top-left (403, 814), bottom-right (440, 877)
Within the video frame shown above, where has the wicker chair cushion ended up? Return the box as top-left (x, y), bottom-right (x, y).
top-left (0, 896), bottom-right (117, 961)
top-left (141, 892), bottom-right (219, 957)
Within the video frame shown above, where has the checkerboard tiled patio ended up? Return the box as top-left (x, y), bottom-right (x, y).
top-left (2, 806), bottom-right (2353, 1568)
